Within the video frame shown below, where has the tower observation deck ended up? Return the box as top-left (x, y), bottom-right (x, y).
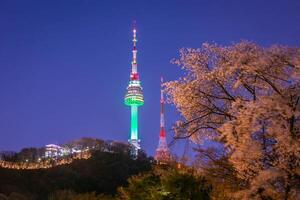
top-left (124, 26), bottom-right (144, 158)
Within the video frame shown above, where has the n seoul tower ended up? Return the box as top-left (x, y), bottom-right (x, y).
top-left (124, 25), bottom-right (144, 158)
top-left (155, 77), bottom-right (171, 163)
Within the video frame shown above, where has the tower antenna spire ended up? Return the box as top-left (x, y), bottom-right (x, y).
top-left (131, 21), bottom-right (138, 78)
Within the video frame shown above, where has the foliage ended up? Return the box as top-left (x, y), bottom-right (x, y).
top-left (0, 194), bottom-right (7, 200)
top-left (165, 41), bottom-right (300, 199)
top-left (63, 137), bottom-right (106, 151)
top-left (7, 193), bottom-right (29, 200)
top-left (48, 190), bottom-right (114, 200)
top-left (0, 148), bottom-right (44, 163)
top-left (194, 147), bottom-right (242, 200)
top-left (117, 165), bottom-right (211, 200)
top-left (118, 171), bottom-right (161, 200)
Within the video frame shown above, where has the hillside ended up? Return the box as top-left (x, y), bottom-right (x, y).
top-left (0, 149), bottom-right (152, 200)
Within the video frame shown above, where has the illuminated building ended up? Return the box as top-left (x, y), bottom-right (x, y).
top-left (124, 25), bottom-right (144, 158)
top-left (155, 78), bottom-right (171, 163)
top-left (44, 144), bottom-right (63, 158)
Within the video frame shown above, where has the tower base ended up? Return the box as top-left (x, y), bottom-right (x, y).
top-left (129, 139), bottom-right (140, 159)
top-left (155, 149), bottom-right (171, 164)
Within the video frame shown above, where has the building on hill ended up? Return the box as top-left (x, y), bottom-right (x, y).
top-left (44, 144), bottom-right (64, 158)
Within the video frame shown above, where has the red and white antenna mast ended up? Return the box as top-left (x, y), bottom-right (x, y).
top-left (155, 77), bottom-right (171, 163)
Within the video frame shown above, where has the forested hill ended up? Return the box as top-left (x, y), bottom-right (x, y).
top-left (0, 149), bottom-right (152, 200)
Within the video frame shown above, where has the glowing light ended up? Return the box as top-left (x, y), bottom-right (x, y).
top-left (124, 24), bottom-right (143, 158)
top-left (131, 106), bottom-right (138, 140)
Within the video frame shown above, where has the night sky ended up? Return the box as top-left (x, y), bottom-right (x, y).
top-left (0, 0), bottom-right (299, 156)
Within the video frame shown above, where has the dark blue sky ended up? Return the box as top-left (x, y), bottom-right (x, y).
top-left (0, 0), bottom-right (299, 156)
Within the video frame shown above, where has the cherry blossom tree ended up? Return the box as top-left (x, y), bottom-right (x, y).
top-left (165, 41), bottom-right (300, 199)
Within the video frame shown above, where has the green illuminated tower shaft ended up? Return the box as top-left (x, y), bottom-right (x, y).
top-left (131, 106), bottom-right (138, 140)
top-left (124, 27), bottom-right (144, 158)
